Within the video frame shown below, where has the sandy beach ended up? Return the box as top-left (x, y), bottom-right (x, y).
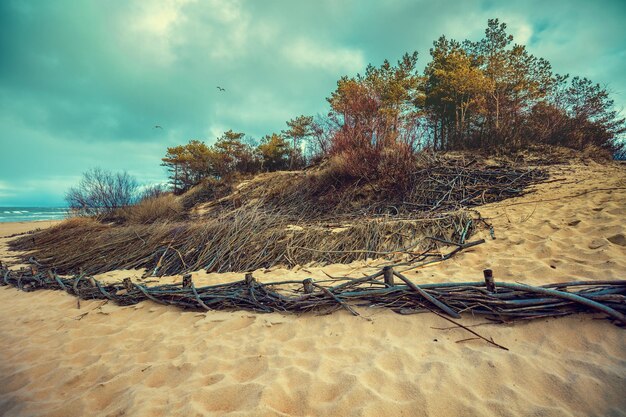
top-left (1, 162), bottom-right (625, 417)
top-left (0, 220), bottom-right (61, 238)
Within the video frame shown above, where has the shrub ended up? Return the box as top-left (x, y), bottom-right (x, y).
top-left (139, 184), bottom-right (169, 201)
top-left (180, 178), bottom-right (231, 210)
top-left (376, 142), bottom-right (417, 195)
top-left (66, 168), bottom-right (139, 217)
top-left (257, 133), bottom-right (291, 171)
top-left (117, 194), bottom-right (182, 224)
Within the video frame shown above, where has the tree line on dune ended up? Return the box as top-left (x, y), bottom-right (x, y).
top-left (66, 19), bottom-right (625, 215)
top-left (161, 120), bottom-right (313, 194)
top-left (160, 19), bottom-right (625, 194)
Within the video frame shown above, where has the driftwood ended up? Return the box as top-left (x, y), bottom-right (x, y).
top-left (2, 264), bottom-right (624, 329)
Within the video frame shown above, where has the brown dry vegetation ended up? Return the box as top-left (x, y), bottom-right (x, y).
top-left (114, 194), bottom-right (183, 224)
top-left (191, 151), bottom-right (549, 220)
top-left (10, 209), bottom-right (473, 275)
top-left (10, 152), bottom-right (552, 276)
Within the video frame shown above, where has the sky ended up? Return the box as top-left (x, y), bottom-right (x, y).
top-left (1, 0), bottom-right (625, 206)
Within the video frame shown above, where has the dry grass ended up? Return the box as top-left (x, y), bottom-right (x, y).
top-left (192, 153), bottom-right (548, 221)
top-left (113, 194), bottom-right (183, 224)
top-left (10, 153), bottom-right (549, 276)
top-left (181, 178), bottom-right (232, 211)
top-left (11, 207), bottom-right (473, 275)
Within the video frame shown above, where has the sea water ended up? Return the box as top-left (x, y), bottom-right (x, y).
top-left (0, 207), bottom-right (68, 223)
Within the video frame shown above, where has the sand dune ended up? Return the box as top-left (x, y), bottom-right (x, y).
top-left (1, 162), bottom-right (625, 417)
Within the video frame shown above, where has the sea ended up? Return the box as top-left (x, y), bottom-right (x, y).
top-left (0, 207), bottom-right (68, 223)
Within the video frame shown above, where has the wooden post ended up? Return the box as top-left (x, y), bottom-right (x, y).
top-left (483, 269), bottom-right (495, 292)
top-left (30, 265), bottom-right (38, 276)
top-left (303, 278), bottom-right (314, 294)
top-left (245, 273), bottom-right (256, 286)
top-left (383, 266), bottom-right (394, 287)
top-left (182, 274), bottom-right (192, 289)
top-left (123, 278), bottom-right (134, 292)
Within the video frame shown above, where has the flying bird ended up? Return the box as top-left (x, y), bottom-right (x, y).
top-left (217, 86), bottom-right (225, 92)
top-left (154, 125), bottom-right (162, 129)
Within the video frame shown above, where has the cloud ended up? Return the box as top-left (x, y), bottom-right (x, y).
top-left (1, 0), bottom-right (624, 206)
top-left (120, 0), bottom-right (194, 66)
top-left (0, 181), bottom-right (13, 199)
top-left (283, 38), bottom-right (365, 73)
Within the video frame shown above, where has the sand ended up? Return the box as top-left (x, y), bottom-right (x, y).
top-left (1, 162), bottom-right (625, 417)
top-left (0, 221), bottom-right (61, 268)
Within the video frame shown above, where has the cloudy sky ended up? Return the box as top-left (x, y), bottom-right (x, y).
top-left (1, 0), bottom-right (625, 206)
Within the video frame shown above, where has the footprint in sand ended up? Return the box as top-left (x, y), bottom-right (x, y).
top-left (588, 239), bottom-right (607, 250)
top-left (203, 373), bottom-right (225, 386)
top-left (607, 234), bottom-right (626, 246)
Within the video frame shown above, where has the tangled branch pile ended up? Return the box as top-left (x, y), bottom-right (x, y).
top-left (9, 211), bottom-right (474, 275)
top-left (2, 264), bottom-right (624, 338)
top-left (10, 158), bottom-right (547, 276)
top-left (193, 156), bottom-right (548, 220)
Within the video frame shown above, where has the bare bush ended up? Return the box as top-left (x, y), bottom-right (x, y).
top-left (138, 184), bottom-right (169, 201)
top-left (65, 168), bottom-right (139, 217)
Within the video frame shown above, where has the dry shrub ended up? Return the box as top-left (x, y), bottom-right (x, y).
top-left (309, 155), bottom-right (356, 191)
top-left (48, 216), bottom-right (103, 233)
top-left (181, 178), bottom-right (231, 210)
top-left (582, 145), bottom-right (615, 162)
top-left (326, 118), bottom-right (419, 198)
top-left (329, 131), bottom-right (379, 180)
top-left (116, 194), bottom-right (183, 224)
top-left (294, 143), bottom-right (417, 210)
top-left (65, 168), bottom-right (139, 217)
top-left (11, 206), bottom-right (473, 275)
top-left (376, 142), bottom-right (417, 195)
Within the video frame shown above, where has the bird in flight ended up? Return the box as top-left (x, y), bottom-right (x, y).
top-left (154, 125), bottom-right (162, 129)
top-left (217, 86), bottom-right (225, 92)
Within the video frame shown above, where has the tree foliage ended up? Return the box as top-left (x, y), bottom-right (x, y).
top-left (258, 133), bottom-right (292, 171)
top-left (326, 52), bottom-right (422, 181)
top-left (162, 18), bottom-right (624, 195)
top-left (162, 130), bottom-right (301, 192)
top-left (420, 19), bottom-right (624, 152)
top-left (283, 115), bottom-right (314, 168)
top-left (213, 130), bottom-right (260, 177)
top-left (162, 140), bottom-right (213, 193)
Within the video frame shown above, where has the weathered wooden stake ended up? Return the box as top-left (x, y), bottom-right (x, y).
top-left (123, 278), bottom-right (134, 292)
top-left (383, 266), bottom-right (395, 287)
top-left (303, 278), bottom-right (314, 294)
top-left (245, 272), bottom-right (256, 286)
top-left (30, 265), bottom-right (38, 275)
top-left (483, 269), bottom-right (495, 292)
top-left (182, 274), bottom-right (192, 288)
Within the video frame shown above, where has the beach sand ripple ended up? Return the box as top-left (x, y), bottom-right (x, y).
top-left (1, 162), bottom-right (625, 417)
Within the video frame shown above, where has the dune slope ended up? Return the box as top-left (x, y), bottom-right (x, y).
top-left (0, 162), bottom-right (625, 417)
